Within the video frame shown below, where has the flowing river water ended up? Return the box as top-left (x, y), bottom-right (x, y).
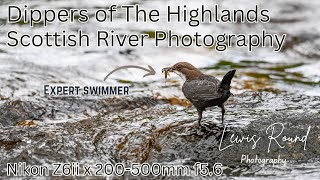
top-left (0, 0), bottom-right (319, 179)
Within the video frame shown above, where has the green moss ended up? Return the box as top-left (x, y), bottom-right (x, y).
top-left (0, 18), bottom-right (6, 25)
top-left (267, 63), bottom-right (304, 72)
top-left (291, 72), bottom-right (304, 78)
top-left (117, 79), bottom-right (133, 84)
top-left (203, 60), bottom-right (247, 70)
top-left (245, 72), bottom-right (270, 79)
top-left (186, 111), bottom-right (193, 116)
top-left (270, 73), bottom-right (287, 78)
top-left (240, 60), bottom-right (268, 64)
top-left (117, 79), bottom-right (149, 87)
top-left (142, 31), bottom-right (156, 38)
top-left (130, 1), bottom-right (140, 5)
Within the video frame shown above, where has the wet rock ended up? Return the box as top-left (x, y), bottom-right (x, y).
top-left (0, 100), bottom-right (46, 126)
top-left (0, 90), bottom-right (319, 178)
top-left (148, 112), bottom-right (320, 177)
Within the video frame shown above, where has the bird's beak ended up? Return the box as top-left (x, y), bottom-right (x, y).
top-left (162, 67), bottom-right (174, 73)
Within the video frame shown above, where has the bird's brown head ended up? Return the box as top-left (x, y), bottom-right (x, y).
top-left (162, 62), bottom-right (203, 80)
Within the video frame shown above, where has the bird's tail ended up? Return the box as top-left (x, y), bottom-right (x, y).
top-left (219, 70), bottom-right (236, 91)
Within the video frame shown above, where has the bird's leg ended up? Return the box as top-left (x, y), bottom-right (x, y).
top-left (219, 104), bottom-right (225, 124)
top-left (197, 109), bottom-right (203, 126)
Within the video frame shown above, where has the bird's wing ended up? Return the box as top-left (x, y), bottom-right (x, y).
top-left (182, 79), bottom-right (222, 102)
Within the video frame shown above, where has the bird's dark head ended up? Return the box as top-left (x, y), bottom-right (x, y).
top-left (162, 62), bottom-right (203, 80)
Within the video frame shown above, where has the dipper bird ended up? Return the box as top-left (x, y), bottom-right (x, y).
top-left (162, 62), bottom-right (236, 126)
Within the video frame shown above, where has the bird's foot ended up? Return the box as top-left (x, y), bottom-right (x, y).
top-left (184, 121), bottom-right (208, 135)
top-left (181, 121), bottom-right (201, 135)
top-left (198, 121), bottom-right (216, 132)
top-left (196, 128), bottom-right (205, 136)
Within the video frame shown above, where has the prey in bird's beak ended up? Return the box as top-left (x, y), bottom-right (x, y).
top-left (162, 67), bottom-right (174, 79)
top-left (162, 64), bottom-right (186, 80)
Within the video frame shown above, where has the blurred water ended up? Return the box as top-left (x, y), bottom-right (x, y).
top-left (0, 0), bottom-right (319, 97)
